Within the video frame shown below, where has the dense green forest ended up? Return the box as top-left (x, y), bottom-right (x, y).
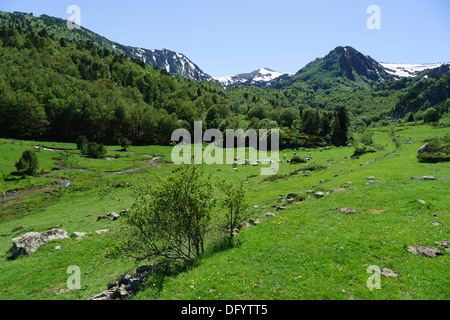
top-left (0, 25), bottom-right (353, 147)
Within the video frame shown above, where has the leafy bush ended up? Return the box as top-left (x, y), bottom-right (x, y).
top-left (359, 130), bottom-right (373, 145)
top-left (118, 137), bottom-right (131, 151)
top-left (290, 156), bottom-right (306, 164)
top-left (217, 179), bottom-right (248, 246)
top-left (351, 146), bottom-right (376, 158)
top-left (15, 150), bottom-right (39, 176)
top-left (76, 135), bottom-right (89, 155)
top-left (417, 139), bottom-right (449, 163)
top-left (86, 142), bottom-right (107, 159)
top-left (423, 107), bottom-right (441, 123)
top-left (417, 152), bottom-right (450, 163)
top-left (109, 165), bottom-right (216, 262)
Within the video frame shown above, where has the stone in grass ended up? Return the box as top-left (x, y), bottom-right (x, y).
top-left (264, 212), bottom-right (276, 218)
top-left (330, 188), bottom-right (346, 193)
top-left (70, 232), bottom-right (87, 240)
top-left (89, 263), bottom-right (158, 300)
top-left (366, 180), bottom-right (379, 186)
top-left (95, 228), bottom-right (109, 234)
top-left (340, 208), bottom-right (358, 214)
top-left (430, 222), bottom-right (442, 226)
top-left (11, 228), bottom-right (68, 258)
top-left (375, 268), bottom-right (398, 278)
top-left (314, 192), bottom-right (325, 198)
top-left (410, 176), bottom-right (436, 180)
top-left (434, 240), bottom-right (449, 248)
top-left (407, 245), bottom-right (443, 258)
top-left (97, 211), bottom-right (120, 221)
top-left (286, 193), bottom-right (298, 200)
top-left (248, 218), bottom-right (262, 226)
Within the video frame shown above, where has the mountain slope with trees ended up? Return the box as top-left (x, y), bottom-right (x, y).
top-left (0, 11), bottom-right (214, 81)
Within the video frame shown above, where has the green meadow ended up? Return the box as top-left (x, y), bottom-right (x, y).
top-left (0, 124), bottom-right (448, 300)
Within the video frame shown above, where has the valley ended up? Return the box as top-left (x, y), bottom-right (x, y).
top-left (0, 9), bottom-right (448, 302)
top-left (0, 123), bottom-right (448, 300)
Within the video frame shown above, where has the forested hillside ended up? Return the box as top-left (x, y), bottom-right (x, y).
top-left (0, 25), bottom-right (353, 147)
top-left (0, 16), bottom-right (449, 148)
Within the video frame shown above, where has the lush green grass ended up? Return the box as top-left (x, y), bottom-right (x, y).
top-left (0, 124), bottom-right (448, 300)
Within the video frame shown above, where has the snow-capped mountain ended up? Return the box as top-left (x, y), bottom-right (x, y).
top-left (115, 44), bottom-right (214, 81)
top-left (0, 11), bottom-right (215, 82)
top-left (213, 68), bottom-right (293, 88)
top-left (380, 62), bottom-right (449, 78)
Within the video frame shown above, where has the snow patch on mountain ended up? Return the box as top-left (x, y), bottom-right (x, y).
top-left (380, 62), bottom-right (448, 78)
top-left (214, 68), bottom-right (293, 88)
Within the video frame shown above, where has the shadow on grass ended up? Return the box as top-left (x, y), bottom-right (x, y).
top-left (136, 236), bottom-right (240, 295)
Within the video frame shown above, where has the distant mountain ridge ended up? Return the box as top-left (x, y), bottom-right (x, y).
top-left (213, 68), bottom-right (293, 88)
top-left (0, 11), bottom-right (447, 90)
top-left (0, 11), bottom-right (213, 81)
top-left (380, 62), bottom-right (449, 78)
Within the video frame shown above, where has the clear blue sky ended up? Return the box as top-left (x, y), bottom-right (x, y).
top-left (1, 0), bottom-right (449, 77)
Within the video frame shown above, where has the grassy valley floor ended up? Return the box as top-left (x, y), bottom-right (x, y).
top-left (0, 124), bottom-right (448, 300)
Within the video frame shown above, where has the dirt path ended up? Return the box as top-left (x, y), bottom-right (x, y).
top-left (0, 149), bottom-right (162, 203)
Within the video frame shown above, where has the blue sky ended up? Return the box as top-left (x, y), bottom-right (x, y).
top-left (1, 0), bottom-right (449, 77)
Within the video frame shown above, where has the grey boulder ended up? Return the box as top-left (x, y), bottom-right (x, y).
top-left (11, 228), bottom-right (68, 257)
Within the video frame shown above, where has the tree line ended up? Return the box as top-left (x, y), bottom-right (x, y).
top-left (0, 25), bottom-right (350, 148)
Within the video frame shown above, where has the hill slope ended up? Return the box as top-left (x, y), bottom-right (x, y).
top-left (271, 46), bottom-right (395, 90)
top-left (0, 11), bottom-right (213, 81)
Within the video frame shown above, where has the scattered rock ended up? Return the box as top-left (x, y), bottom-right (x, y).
top-left (417, 143), bottom-right (429, 153)
top-left (340, 208), bottom-right (358, 214)
top-left (330, 188), bottom-right (346, 193)
top-left (248, 218), bottom-right (262, 226)
top-left (434, 240), bottom-right (449, 248)
top-left (264, 212), bottom-right (276, 217)
top-left (95, 228), bottom-right (109, 234)
top-left (97, 211), bottom-right (120, 221)
top-left (314, 192), bottom-right (325, 198)
top-left (11, 228), bottom-right (68, 258)
top-left (410, 176), bottom-right (436, 180)
top-left (11, 226), bottom-right (25, 233)
top-left (431, 222), bottom-right (442, 226)
top-left (88, 288), bottom-right (117, 300)
top-left (375, 268), bottom-right (398, 278)
top-left (367, 176), bottom-right (376, 180)
top-left (286, 193), bottom-right (298, 200)
top-left (407, 245), bottom-right (443, 258)
top-left (417, 199), bottom-right (426, 204)
top-left (55, 245), bottom-right (61, 250)
top-left (366, 180), bottom-right (379, 186)
top-left (275, 205), bottom-right (286, 211)
top-left (56, 288), bottom-right (72, 295)
top-left (70, 232), bottom-right (87, 240)
top-left (89, 263), bottom-right (158, 300)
